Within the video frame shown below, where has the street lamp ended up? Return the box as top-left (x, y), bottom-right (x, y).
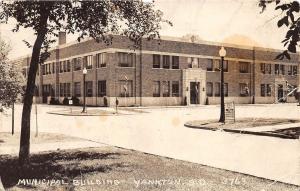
top-left (82, 67), bottom-right (87, 113)
top-left (219, 46), bottom-right (226, 123)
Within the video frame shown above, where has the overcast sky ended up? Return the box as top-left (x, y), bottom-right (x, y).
top-left (1, 0), bottom-right (286, 59)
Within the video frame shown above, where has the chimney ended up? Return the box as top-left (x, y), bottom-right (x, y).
top-left (58, 32), bottom-right (66, 45)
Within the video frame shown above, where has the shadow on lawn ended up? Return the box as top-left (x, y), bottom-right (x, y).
top-left (0, 149), bottom-right (126, 189)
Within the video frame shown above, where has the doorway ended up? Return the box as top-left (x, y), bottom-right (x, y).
top-left (190, 82), bottom-right (200, 104)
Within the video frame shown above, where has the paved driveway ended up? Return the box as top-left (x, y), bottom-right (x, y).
top-left (1, 104), bottom-right (300, 186)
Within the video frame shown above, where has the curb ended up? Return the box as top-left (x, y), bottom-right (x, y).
top-left (184, 123), bottom-right (299, 139)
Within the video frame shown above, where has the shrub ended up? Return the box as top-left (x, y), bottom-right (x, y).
top-left (49, 97), bottom-right (60, 105)
top-left (62, 97), bottom-right (69, 105)
top-left (103, 96), bottom-right (108, 107)
top-left (72, 96), bottom-right (80, 106)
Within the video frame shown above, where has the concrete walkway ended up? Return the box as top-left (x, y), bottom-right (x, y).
top-left (1, 104), bottom-right (300, 186)
top-left (236, 122), bottom-right (300, 132)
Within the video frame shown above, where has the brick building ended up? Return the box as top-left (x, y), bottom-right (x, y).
top-left (14, 33), bottom-right (300, 106)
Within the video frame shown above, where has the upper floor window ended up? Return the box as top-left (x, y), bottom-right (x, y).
top-left (163, 55), bottom-right (170, 69)
top-left (83, 55), bottom-right (93, 69)
top-left (153, 54), bottom-right (160, 68)
top-left (293, 65), bottom-right (298, 75)
top-left (172, 56), bottom-right (179, 69)
top-left (239, 62), bottom-right (250, 73)
top-left (96, 53), bottom-right (107, 68)
top-left (218, 60), bottom-right (228, 72)
top-left (118, 52), bottom-right (134, 67)
top-left (188, 57), bottom-right (199, 68)
top-left (207, 59), bottom-right (213, 71)
top-left (275, 64), bottom-right (285, 75)
top-left (73, 58), bottom-right (82, 71)
top-left (260, 63), bottom-right (265, 74)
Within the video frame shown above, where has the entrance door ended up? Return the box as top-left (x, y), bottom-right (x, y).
top-left (277, 84), bottom-right (285, 102)
top-left (190, 82), bottom-right (200, 104)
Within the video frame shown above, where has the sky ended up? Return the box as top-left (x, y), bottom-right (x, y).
top-left (0, 0), bottom-right (287, 59)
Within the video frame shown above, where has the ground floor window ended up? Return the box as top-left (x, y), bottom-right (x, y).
top-left (60, 83), bottom-right (71, 97)
top-left (74, 82), bottom-right (81, 97)
top-left (206, 82), bottom-right (213, 97)
top-left (261, 84), bottom-right (272, 97)
top-left (172, 81), bottom-right (180, 97)
top-left (119, 80), bottom-right (133, 97)
top-left (162, 81), bottom-right (170, 97)
top-left (239, 83), bottom-right (249, 97)
top-left (153, 81), bottom-right (160, 97)
top-left (224, 83), bottom-right (228, 97)
top-left (214, 82), bottom-right (220, 97)
top-left (98, 80), bottom-right (106, 97)
top-left (85, 81), bottom-right (93, 97)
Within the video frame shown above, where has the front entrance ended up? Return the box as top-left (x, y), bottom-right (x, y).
top-left (190, 82), bottom-right (200, 104)
top-left (277, 84), bottom-right (285, 102)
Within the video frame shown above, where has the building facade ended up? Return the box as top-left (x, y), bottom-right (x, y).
top-left (15, 34), bottom-right (300, 106)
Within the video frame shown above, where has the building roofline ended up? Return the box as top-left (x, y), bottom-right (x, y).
top-left (10, 35), bottom-right (299, 62)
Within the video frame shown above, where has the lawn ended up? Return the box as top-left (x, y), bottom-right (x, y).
top-left (0, 147), bottom-right (298, 191)
top-left (186, 118), bottom-right (300, 130)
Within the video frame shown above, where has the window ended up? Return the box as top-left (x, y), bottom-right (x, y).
top-left (207, 59), bottom-right (213, 71)
top-left (59, 61), bottom-right (63, 73)
top-left (239, 62), bottom-right (250, 73)
top-left (63, 61), bottom-right (67, 72)
top-left (293, 66), bottom-right (298, 75)
top-left (218, 60), bottom-right (228, 72)
top-left (119, 80), bottom-right (133, 97)
top-left (59, 83), bottom-right (71, 97)
top-left (153, 54), bottom-right (160, 68)
top-left (260, 63), bottom-right (265, 74)
top-left (74, 82), bottom-right (81, 97)
top-left (153, 81), bottom-right (160, 97)
top-left (96, 53), bottom-right (107, 68)
top-left (215, 82), bottom-right (220, 97)
top-left (224, 83), bottom-right (228, 97)
top-left (206, 82), bottom-right (213, 97)
top-left (52, 62), bottom-right (55, 74)
top-left (83, 55), bottom-right (93, 69)
top-left (73, 57), bottom-right (82, 71)
top-left (280, 64), bottom-right (285, 75)
top-left (266, 84), bottom-right (271, 96)
top-left (266, 64), bottom-right (271, 74)
top-left (172, 81), bottom-right (180, 97)
top-left (188, 57), bottom-right (198, 68)
top-left (98, 80), bottom-right (106, 97)
top-left (172, 56), bottom-right (179, 69)
top-left (66, 60), bottom-right (71, 72)
top-left (288, 65), bottom-right (292, 75)
top-left (85, 81), bottom-right (93, 97)
top-left (163, 55), bottom-right (170, 69)
top-left (261, 84), bottom-right (265, 97)
top-left (239, 83), bottom-right (249, 96)
top-left (261, 84), bottom-right (272, 97)
top-left (42, 65), bottom-right (45, 75)
top-left (275, 64), bottom-right (279, 75)
top-left (118, 52), bottom-right (134, 67)
top-left (162, 81), bottom-right (170, 97)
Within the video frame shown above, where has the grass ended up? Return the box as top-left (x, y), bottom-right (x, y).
top-left (186, 118), bottom-right (300, 130)
top-left (0, 146), bottom-right (299, 191)
top-left (0, 132), bottom-right (298, 191)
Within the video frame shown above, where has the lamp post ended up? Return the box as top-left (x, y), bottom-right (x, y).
top-left (82, 67), bottom-right (87, 113)
top-left (219, 46), bottom-right (226, 123)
